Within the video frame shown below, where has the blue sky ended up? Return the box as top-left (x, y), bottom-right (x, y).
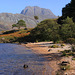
top-left (0, 0), bottom-right (71, 16)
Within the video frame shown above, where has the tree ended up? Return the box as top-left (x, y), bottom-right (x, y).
top-left (62, 0), bottom-right (75, 22)
top-left (58, 0), bottom-right (75, 24)
top-left (34, 16), bottom-right (39, 20)
top-left (60, 17), bottom-right (75, 40)
top-left (34, 16), bottom-right (39, 24)
top-left (17, 20), bottom-right (26, 29)
top-left (12, 24), bottom-right (18, 29)
top-left (30, 19), bottom-right (60, 42)
top-left (12, 20), bottom-right (26, 30)
top-left (62, 16), bottom-right (74, 24)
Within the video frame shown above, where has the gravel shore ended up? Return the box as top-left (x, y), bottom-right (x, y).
top-left (22, 42), bottom-right (75, 75)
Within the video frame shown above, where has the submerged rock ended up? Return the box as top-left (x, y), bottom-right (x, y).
top-left (23, 64), bottom-right (28, 69)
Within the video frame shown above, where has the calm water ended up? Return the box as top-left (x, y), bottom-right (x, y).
top-left (0, 43), bottom-right (52, 75)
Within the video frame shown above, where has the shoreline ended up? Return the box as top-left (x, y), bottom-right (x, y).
top-left (22, 42), bottom-right (75, 75)
top-left (22, 42), bottom-right (62, 75)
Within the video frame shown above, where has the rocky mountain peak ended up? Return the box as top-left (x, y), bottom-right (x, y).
top-left (21, 6), bottom-right (57, 19)
top-left (0, 6), bottom-right (57, 31)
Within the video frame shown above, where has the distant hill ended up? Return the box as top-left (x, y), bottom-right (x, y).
top-left (0, 6), bottom-right (57, 31)
top-left (0, 13), bottom-right (37, 30)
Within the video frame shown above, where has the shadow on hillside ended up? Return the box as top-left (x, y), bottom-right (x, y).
top-left (2, 30), bottom-right (19, 34)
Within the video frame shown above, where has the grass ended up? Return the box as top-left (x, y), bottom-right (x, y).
top-left (61, 44), bottom-right (65, 46)
top-left (0, 29), bottom-right (31, 43)
top-left (55, 40), bottom-right (64, 44)
top-left (61, 50), bottom-right (74, 57)
top-left (56, 70), bottom-right (64, 75)
top-left (60, 65), bottom-right (70, 70)
top-left (49, 45), bottom-right (60, 48)
top-left (58, 50), bottom-right (60, 52)
top-left (36, 40), bottom-right (38, 43)
top-left (72, 58), bottom-right (75, 60)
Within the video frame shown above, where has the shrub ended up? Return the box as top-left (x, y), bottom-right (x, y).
top-left (62, 51), bottom-right (67, 56)
top-left (60, 65), bottom-right (70, 70)
top-left (68, 52), bottom-right (74, 56)
top-left (61, 50), bottom-right (71, 53)
top-left (58, 50), bottom-right (60, 52)
top-left (34, 16), bottom-right (39, 20)
top-left (61, 44), bottom-right (65, 46)
top-left (66, 38), bottom-right (75, 44)
top-left (61, 50), bottom-right (74, 57)
top-left (72, 58), bottom-right (75, 60)
top-left (36, 40), bottom-right (38, 43)
top-left (71, 45), bottom-right (75, 52)
top-left (56, 70), bottom-right (64, 75)
top-left (56, 40), bottom-right (64, 44)
top-left (49, 45), bottom-right (60, 48)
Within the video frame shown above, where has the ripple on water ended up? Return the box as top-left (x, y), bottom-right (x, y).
top-left (0, 43), bottom-right (52, 75)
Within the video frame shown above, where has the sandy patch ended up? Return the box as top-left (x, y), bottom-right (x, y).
top-left (22, 42), bottom-right (75, 75)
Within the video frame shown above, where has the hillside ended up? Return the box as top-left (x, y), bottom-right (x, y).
top-left (0, 13), bottom-right (37, 30)
top-left (0, 6), bottom-right (57, 31)
top-left (21, 6), bottom-right (57, 19)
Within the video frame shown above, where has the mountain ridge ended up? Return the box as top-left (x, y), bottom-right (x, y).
top-left (0, 6), bottom-right (57, 31)
top-left (21, 6), bottom-right (57, 19)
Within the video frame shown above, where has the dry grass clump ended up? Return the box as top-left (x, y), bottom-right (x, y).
top-left (0, 29), bottom-right (30, 43)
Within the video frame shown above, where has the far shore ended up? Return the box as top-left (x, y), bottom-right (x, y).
top-left (21, 42), bottom-right (75, 75)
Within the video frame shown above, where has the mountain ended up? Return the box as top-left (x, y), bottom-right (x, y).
top-left (0, 13), bottom-right (37, 30)
top-left (21, 6), bottom-right (57, 19)
top-left (0, 6), bottom-right (57, 31)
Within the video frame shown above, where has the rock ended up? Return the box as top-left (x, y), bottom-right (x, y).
top-left (21, 6), bottom-right (57, 19)
top-left (0, 6), bottom-right (57, 31)
top-left (61, 61), bottom-right (70, 66)
top-left (23, 64), bottom-right (28, 69)
top-left (62, 61), bottom-right (70, 64)
top-left (48, 49), bottom-right (51, 52)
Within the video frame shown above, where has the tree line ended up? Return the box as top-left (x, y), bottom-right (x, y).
top-left (28, 0), bottom-right (75, 44)
top-left (12, 0), bottom-right (75, 44)
top-left (29, 17), bottom-right (75, 43)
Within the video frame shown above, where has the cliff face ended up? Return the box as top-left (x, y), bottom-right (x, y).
top-left (21, 6), bottom-right (57, 19)
top-left (0, 6), bottom-right (57, 31)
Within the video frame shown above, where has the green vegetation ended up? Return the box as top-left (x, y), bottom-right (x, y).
top-left (58, 0), bottom-right (75, 24)
top-left (0, 0), bottom-right (75, 44)
top-left (0, 36), bottom-right (17, 43)
top-left (59, 17), bottom-right (75, 40)
top-left (0, 29), bottom-right (31, 43)
top-left (66, 38), bottom-right (75, 44)
top-left (61, 50), bottom-right (74, 57)
top-left (56, 60), bottom-right (70, 75)
top-left (71, 45), bottom-right (75, 52)
top-left (2, 30), bottom-right (19, 34)
top-left (34, 16), bottom-right (39, 20)
top-left (0, 1), bottom-right (75, 75)
top-left (30, 19), bottom-right (60, 42)
top-left (60, 65), bottom-right (70, 70)
top-left (12, 20), bottom-right (26, 30)
top-left (61, 44), bottom-right (65, 46)
top-left (56, 70), bottom-right (64, 75)
top-left (72, 58), bottom-right (75, 60)
top-left (49, 45), bottom-right (60, 48)
top-left (62, 0), bottom-right (75, 22)
top-left (29, 16), bottom-right (75, 43)
top-left (55, 40), bottom-right (64, 44)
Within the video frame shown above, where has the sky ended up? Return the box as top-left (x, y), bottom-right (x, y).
top-left (0, 0), bottom-right (71, 16)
